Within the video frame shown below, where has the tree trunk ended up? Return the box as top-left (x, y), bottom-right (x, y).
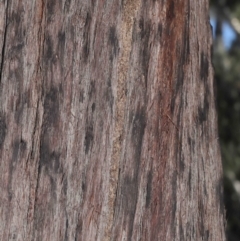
top-left (0, 0), bottom-right (225, 240)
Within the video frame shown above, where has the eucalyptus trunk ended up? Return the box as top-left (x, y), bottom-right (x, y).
top-left (0, 0), bottom-right (225, 240)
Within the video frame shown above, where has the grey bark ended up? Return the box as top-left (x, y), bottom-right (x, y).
top-left (0, 0), bottom-right (225, 240)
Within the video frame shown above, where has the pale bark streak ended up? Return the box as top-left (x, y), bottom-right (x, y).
top-left (106, 1), bottom-right (141, 240)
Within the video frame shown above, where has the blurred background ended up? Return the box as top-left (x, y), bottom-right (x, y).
top-left (210, 0), bottom-right (240, 240)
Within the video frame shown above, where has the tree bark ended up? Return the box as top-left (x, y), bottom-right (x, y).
top-left (0, 0), bottom-right (225, 240)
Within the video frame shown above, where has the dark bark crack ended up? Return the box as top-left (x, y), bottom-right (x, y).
top-left (31, 0), bottom-right (46, 237)
top-left (0, 1), bottom-right (9, 83)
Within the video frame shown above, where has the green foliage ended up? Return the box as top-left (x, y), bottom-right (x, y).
top-left (210, 0), bottom-right (238, 10)
top-left (211, 0), bottom-right (240, 240)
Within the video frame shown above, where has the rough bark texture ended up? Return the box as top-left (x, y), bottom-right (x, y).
top-left (0, 0), bottom-right (225, 240)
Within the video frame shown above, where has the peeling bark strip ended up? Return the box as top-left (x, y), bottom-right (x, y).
top-left (0, 0), bottom-right (225, 241)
